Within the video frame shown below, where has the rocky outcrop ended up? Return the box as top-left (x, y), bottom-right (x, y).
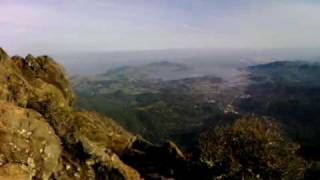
top-left (0, 47), bottom-right (141, 179)
top-left (0, 47), bottom-right (211, 180)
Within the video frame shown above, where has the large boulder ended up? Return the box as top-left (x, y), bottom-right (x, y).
top-left (67, 111), bottom-right (140, 180)
top-left (0, 101), bottom-right (62, 179)
top-left (70, 111), bottom-right (136, 155)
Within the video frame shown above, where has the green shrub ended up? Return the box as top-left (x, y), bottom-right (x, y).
top-left (198, 116), bottom-right (307, 179)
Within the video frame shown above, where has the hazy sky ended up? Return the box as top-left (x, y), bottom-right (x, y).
top-left (1, 0), bottom-right (320, 55)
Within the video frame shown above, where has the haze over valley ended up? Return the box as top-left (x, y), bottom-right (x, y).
top-left (57, 48), bottom-right (320, 78)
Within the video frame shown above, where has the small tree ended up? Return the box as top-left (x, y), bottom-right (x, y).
top-left (198, 116), bottom-right (307, 179)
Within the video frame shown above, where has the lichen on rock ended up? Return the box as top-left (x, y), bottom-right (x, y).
top-left (0, 101), bottom-right (61, 179)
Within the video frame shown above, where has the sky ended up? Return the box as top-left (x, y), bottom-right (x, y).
top-left (1, 0), bottom-right (320, 55)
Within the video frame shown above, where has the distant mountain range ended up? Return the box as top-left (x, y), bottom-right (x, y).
top-left (73, 61), bottom-right (191, 95)
top-left (102, 61), bottom-right (193, 80)
top-left (72, 61), bottom-right (243, 144)
top-left (57, 48), bottom-right (320, 76)
top-left (248, 60), bottom-right (320, 86)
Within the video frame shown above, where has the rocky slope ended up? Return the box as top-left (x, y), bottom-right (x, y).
top-left (0, 48), bottom-right (211, 180)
